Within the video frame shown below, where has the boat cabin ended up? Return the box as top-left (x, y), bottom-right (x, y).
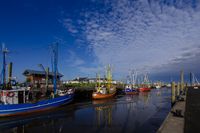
top-left (0, 88), bottom-right (29, 105)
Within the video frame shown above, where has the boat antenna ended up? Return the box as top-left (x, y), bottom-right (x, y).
top-left (1, 44), bottom-right (9, 89)
top-left (52, 43), bottom-right (58, 96)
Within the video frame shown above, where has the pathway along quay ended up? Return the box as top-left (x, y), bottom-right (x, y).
top-left (158, 85), bottom-right (200, 133)
top-left (0, 88), bottom-right (171, 133)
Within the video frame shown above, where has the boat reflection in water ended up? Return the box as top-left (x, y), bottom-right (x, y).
top-left (93, 99), bottom-right (113, 127)
top-left (95, 105), bottom-right (113, 127)
top-left (139, 92), bottom-right (150, 106)
top-left (0, 105), bottom-right (75, 133)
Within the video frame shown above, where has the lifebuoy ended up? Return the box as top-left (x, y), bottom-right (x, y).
top-left (7, 92), bottom-right (15, 97)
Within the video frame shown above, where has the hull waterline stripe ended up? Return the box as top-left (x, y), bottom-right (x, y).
top-left (0, 97), bottom-right (72, 112)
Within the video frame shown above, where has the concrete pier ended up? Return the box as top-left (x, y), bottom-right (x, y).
top-left (158, 86), bottom-right (200, 133)
top-left (157, 97), bottom-right (185, 133)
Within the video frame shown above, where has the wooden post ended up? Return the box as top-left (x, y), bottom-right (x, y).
top-left (46, 67), bottom-right (49, 91)
top-left (23, 90), bottom-right (25, 104)
top-left (177, 82), bottom-right (180, 97)
top-left (180, 70), bottom-right (184, 94)
top-left (8, 62), bottom-right (13, 88)
top-left (171, 82), bottom-right (176, 107)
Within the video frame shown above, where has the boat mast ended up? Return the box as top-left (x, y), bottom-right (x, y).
top-left (2, 44), bottom-right (8, 89)
top-left (107, 64), bottom-right (112, 92)
top-left (97, 73), bottom-right (101, 88)
top-left (52, 43), bottom-right (58, 96)
top-left (130, 70), bottom-right (134, 87)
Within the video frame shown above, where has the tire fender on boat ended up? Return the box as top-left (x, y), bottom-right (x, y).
top-left (7, 92), bottom-right (15, 97)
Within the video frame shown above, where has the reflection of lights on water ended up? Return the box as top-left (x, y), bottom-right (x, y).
top-left (126, 96), bottom-right (132, 101)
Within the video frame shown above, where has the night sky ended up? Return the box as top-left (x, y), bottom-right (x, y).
top-left (0, 0), bottom-right (199, 82)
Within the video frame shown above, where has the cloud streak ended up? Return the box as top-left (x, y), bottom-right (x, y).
top-left (65, 50), bottom-right (85, 67)
top-left (63, 0), bottom-right (200, 79)
top-left (62, 18), bottom-right (79, 34)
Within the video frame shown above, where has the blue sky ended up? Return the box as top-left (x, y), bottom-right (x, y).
top-left (0, 0), bottom-right (200, 82)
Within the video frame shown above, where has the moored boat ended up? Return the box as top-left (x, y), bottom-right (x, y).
top-left (124, 85), bottom-right (139, 95)
top-left (125, 90), bottom-right (139, 95)
top-left (0, 92), bottom-right (74, 117)
top-left (124, 70), bottom-right (139, 95)
top-left (138, 73), bottom-right (151, 92)
top-left (92, 65), bottom-right (116, 99)
top-left (92, 91), bottom-right (116, 100)
top-left (138, 87), bottom-right (151, 92)
top-left (0, 44), bottom-right (74, 117)
top-left (155, 85), bottom-right (161, 89)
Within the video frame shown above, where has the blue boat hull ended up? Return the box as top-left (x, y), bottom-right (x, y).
top-left (0, 94), bottom-right (74, 117)
top-left (124, 88), bottom-right (139, 95)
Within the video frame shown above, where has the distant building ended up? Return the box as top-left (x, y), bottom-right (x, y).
top-left (23, 69), bottom-right (63, 85)
top-left (65, 77), bottom-right (89, 84)
top-left (64, 77), bottom-right (117, 84)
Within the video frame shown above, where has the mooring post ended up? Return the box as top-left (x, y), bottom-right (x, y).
top-left (180, 70), bottom-right (184, 95)
top-left (46, 67), bottom-right (49, 91)
top-left (8, 62), bottom-right (13, 88)
top-left (171, 82), bottom-right (176, 107)
top-left (177, 82), bottom-right (180, 97)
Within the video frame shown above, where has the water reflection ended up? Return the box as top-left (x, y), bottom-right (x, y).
top-left (95, 105), bottom-right (112, 127)
top-left (0, 88), bottom-right (171, 133)
top-left (139, 92), bottom-right (150, 105)
top-left (0, 105), bottom-right (76, 133)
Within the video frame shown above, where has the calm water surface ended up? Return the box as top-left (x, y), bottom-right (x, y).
top-left (0, 88), bottom-right (171, 133)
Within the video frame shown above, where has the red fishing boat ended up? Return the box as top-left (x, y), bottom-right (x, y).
top-left (138, 73), bottom-right (151, 92)
top-left (138, 87), bottom-right (151, 92)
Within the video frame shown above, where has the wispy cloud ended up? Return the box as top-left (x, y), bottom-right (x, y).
top-left (66, 50), bottom-right (85, 67)
top-left (61, 18), bottom-right (78, 33)
top-left (63, 0), bottom-right (200, 78)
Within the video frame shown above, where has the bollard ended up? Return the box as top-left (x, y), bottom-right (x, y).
top-left (171, 82), bottom-right (176, 107)
top-left (177, 82), bottom-right (180, 97)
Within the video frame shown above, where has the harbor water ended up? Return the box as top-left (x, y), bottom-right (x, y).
top-left (0, 88), bottom-right (171, 133)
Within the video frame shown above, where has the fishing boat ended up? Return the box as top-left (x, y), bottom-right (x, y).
top-left (190, 72), bottom-right (200, 89)
top-left (0, 44), bottom-right (74, 117)
top-left (124, 85), bottom-right (139, 95)
top-left (155, 85), bottom-right (161, 89)
top-left (138, 73), bottom-right (151, 92)
top-left (138, 87), bottom-right (151, 92)
top-left (166, 83), bottom-right (171, 88)
top-left (124, 71), bottom-right (139, 95)
top-left (153, 81), bottom-right (162, 89)
top-left (92, 65), bottom-right (116, 100)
